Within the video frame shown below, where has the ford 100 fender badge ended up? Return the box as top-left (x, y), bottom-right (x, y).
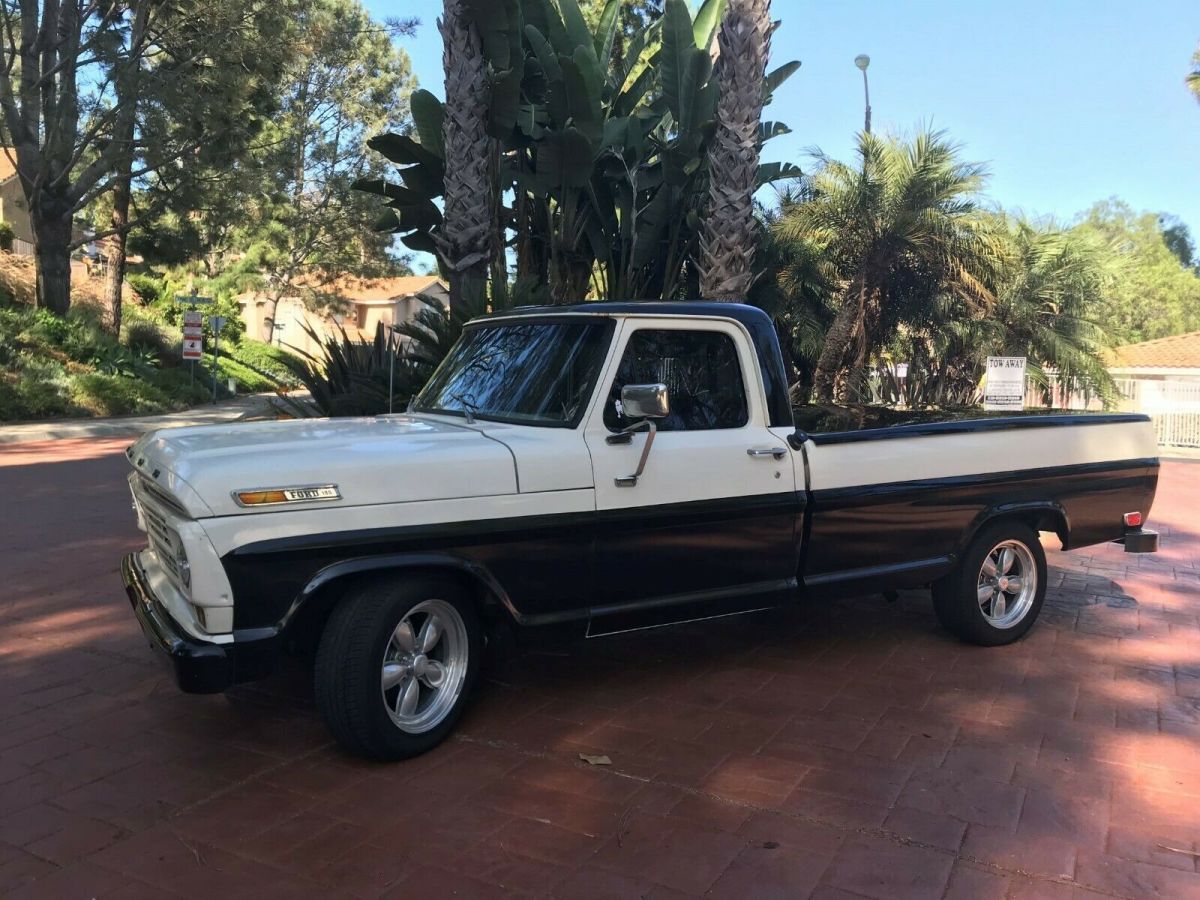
top-left (233, 485), bottom-right (341, 506)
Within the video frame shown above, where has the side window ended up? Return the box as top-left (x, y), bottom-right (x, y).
top-left (603, 329), bottom-right (748, 432)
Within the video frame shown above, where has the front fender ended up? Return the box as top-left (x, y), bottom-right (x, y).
top-left (291, 552), bottom-right (524, 629)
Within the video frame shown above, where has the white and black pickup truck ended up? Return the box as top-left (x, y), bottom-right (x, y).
top-left (122, 302), bottom-right (1160, 759)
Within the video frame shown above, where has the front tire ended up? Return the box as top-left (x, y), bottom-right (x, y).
top-left (932, 521), bottom-right (1047, 646)
top-left (314, 574), bottom-right (481, 760)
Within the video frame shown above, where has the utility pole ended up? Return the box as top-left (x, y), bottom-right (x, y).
top-left (855, 54), bottom-right (872, 134)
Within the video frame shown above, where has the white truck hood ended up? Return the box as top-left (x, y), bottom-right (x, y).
top-left (128, 414), bottom-right (519, 518)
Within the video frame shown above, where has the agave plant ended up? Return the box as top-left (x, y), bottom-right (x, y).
top-left (274, 277), bottom-right (530, 418)
top-left (357, 0), bottom-right (800, 304)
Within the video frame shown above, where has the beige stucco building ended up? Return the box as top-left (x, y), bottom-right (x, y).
top-left (0, 152), bottom-right (34, 249)
top-left (237, 275), bottom-right (449, 356)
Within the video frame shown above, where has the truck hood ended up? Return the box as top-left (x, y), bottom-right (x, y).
top-left (128, 415), bottom-right (518, 518)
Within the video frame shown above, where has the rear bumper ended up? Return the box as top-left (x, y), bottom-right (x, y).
top-left (121, 553), bottom-right (277, 693)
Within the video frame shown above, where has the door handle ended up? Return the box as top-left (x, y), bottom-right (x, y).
top-left (747, 447), bottom-right (788, 460)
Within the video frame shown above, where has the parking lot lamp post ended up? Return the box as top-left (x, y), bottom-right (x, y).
top-left (855, 54), bottom-right (871, 134)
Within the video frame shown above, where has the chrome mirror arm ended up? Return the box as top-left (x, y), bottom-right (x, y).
top-left (613, 419), bottom-right (657, 487)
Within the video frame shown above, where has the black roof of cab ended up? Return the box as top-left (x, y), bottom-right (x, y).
top-left (477, 301), bottom-right (794, 429)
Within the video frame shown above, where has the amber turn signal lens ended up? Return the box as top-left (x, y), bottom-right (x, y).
top-left (236, 490), bottom-right (289, 506)
top-left (1123, 512), bottom-right (1143, 528)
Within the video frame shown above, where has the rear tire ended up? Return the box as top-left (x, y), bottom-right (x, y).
top-left (932, 521), bottom-right (1047, 646)
top-left (314, 574), bottom-right (481, 760)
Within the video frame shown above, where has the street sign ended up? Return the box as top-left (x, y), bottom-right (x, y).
top-left (210, 315), bottom-right (227, 334)
top-left (176, 294), bottom-right (213, 305)
top-left (983, 356), bottom-right (1026, 411)
top-left (182, 310), bottom-right (203, 327)
top-left (182, 337), bottom-right (203, 361)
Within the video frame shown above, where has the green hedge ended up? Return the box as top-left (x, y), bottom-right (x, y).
top-left (68, 373), bottom-right (176, 417)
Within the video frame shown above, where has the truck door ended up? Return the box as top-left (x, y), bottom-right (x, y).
top-left (583, 317), bottom-right (802, 635)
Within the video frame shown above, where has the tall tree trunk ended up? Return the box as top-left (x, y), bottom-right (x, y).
top-left (811, 281), bottom-right (867, 404)
top-left (31, 203), bottom-right (74, 316)
top-left (437, 0), bottom-right (493, 313)
top-left (104, 150), bottom-right (134, 335)
top-left (699, 0), bottom-right (771, 301)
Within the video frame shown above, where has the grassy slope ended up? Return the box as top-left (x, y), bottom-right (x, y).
top-left (0, 297), bottom-right (300, 422)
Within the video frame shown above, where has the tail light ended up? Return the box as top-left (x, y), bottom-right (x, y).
top-left (1123, 512), bottom-right (1143, 529)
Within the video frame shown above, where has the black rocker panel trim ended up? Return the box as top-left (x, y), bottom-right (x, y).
top-left (806, 412), bottom-right (1151, 446)
top-left (801, 457), bottom-right (1159, 595)
top-left (221, 490), bottom-right (805, 632)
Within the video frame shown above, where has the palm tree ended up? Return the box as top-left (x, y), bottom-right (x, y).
top-left (436, 0), bottom-right (495, 311)
top-left (867, 216), bottom-right (1116, 409)
top-left (773, 129), bottom-right (1004, 403)
top-left (986, 218), bottom-right (1117, 403)
top-left (699, 0), bottom-right (772, 301)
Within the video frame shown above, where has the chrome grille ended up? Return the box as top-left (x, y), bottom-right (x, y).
top-left (137, 475), bottom-right (188, 518)
top-left (142, 504), bottom-right (182, 584)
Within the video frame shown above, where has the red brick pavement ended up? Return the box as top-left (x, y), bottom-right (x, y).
top-left (1, 440), bottom-right (1199, 898)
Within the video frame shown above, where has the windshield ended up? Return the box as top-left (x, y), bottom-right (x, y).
top-left (412, 318), bottom-right (615, 427)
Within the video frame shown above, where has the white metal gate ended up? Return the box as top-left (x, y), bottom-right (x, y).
top-left (1115, 378), bottom-right (1200, 449)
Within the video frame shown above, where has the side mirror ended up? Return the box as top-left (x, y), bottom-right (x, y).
top-left (621, 383), bottom-right (669, 420)
top-left (610, 384), bottom-right (669, 488)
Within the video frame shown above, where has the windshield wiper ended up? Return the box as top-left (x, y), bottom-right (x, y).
top-left (450, 392), bottom-right (478, 425)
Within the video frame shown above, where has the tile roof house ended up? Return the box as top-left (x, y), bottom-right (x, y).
top-left (237, 274), bottom-right (448, 353)
top-left (1109, 332), bottom-right (1200, 380)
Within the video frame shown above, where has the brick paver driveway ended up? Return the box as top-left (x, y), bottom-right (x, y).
top-left (2, 439), bottom-right (1199, 899)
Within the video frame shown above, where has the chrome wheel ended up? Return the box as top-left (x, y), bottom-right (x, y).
top-left (380, 598), bottom-right (469, 734)
top-left (976, 540), bottom-right (1037, 629)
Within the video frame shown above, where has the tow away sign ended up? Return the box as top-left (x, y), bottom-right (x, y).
top-left (182, 337), bottom-right (203, 361)
top-left (983, 356), bottom-right (1026, 411)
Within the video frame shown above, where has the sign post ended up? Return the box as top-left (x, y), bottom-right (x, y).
top-left (209, 315), bottom-right (227, 403)
top-left (983, 356), bottom-right (1027, 411)
top-left (176, 293), bottom-right (212, 389)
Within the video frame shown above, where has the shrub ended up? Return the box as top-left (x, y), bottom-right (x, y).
top-left (123, 319), bottom-right (177, 363)
top-left (207, 354), bottom-right (276, 393)
top-left (127, 272), bottom-right (168, 305)
top-left (68, 373), bottom-right (173, 417)
top-left (227, 339), bottom-right (302, 386)
top-left (0, 355), bottom-right (73, 420)
top-left (148, 367), bottom-right (214, 406)
top-left (0, 221), bottom-right (14, 252)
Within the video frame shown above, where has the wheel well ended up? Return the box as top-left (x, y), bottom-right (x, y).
top-left (965, 507), bottom-right (1069, 556)
top-left (282, 565), bottom-right (507, 656)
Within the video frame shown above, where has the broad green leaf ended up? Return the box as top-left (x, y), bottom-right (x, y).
top-left (352, 178), bottom-right (405, 201)
top-left (400, 231), bottom-right (439, 254)
top-left (396, 162), bottom-right (444, 199)
top-left (368, 133), bottom-right (442, 170)
top-left (372, 209), bottom-right (400, 231)
top-left (691, 0), bottom-right (725, 50)
top-left (489, 67), bottom-right (524, 136)
top-left (537, 126), bottom-right (594, 189)
top-left (595, 0), bottom-right (620, 67)
top-left (557, 0), bottom-right (595, 61)
top-left (756, 161), bottom-right (803, 186)
top-left (763, 60), bottom-right (801, 101)
top-left (464, 0), bottom-right (519, 69)
top-left (759, 120), bottom-right (790, 144)
top-left (409, 90), bottom-right (445, 157)
top-left (562, 50), bottom-right (602, 144)
top-left (659, 0), bottom-right (696, 126)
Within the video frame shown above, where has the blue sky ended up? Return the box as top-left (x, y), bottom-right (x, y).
top-left (367, 0), bottom-right (1200, 237)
